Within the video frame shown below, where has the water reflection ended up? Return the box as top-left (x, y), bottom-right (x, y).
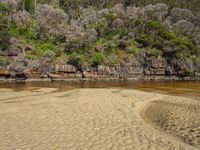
top-left (0, 81), bottom-right (200, 97)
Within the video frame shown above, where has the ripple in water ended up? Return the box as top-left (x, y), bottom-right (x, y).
top-left (143, 100), bottom-right (200, 148)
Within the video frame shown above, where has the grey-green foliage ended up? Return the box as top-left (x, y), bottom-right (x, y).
top-left (33, 0), bottom-right (200, 20)
top-left (0, 3), bottom-right (10, 50)
top-left (38, 0), bottom-right (200, 13)
top-left (135, 20), bottom-right (198, 59)
top-left (25, 0), bottom-right (36, 13)
top-left (124, 0), bottom-right (200, 11)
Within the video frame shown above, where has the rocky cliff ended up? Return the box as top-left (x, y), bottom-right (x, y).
top-left (0, 1), bottom-right (200, 82)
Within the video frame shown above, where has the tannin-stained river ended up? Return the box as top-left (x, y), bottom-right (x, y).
top-left (0, 81), bottom-right (200, 97)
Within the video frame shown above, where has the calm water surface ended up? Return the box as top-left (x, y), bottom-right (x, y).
top-left (0, 81), bottom-right (200, 97)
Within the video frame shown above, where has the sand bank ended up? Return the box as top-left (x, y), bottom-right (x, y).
top-left (0, 88), bottom-right (198, 150)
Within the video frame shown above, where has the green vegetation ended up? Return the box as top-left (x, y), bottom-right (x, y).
top-left (36, 42), bottom-right (56, 54)
top-left (0, 1), bottom-right (199, 71)
top-left (104, 12), bottom-right (117, 21)
top-left (0, 3), bottom-right (10, 51)
top-left (92, 52), bottom-right (105, 65)
top-left (9, 21), bottom-right (59, 58)
top-left (0, 56), bottom-right (11, 66)
top-left (38, 0), bottom-right (200, 13)
top-left (25, 0), bottom-right (36, 13)
top-left (125, 0), bottom-right (200, 12)
top-left (66, 27), bottom-right (139, 66)
top-left (173, 37), bottom-right (195, 49)
top-left (148, 48), bottom-right (162, 59)
top-left (36, 0), bottom-right (200, 20)
top-left (10, 22), bottom-right (36, 40)
top-left (134, 21), bottom-right (199, 60)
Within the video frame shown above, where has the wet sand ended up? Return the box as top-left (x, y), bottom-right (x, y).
top-left (0, 88), bottom-right (199, 150)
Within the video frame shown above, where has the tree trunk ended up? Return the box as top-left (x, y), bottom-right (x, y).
top-left (22, 0), bottom-right (25, 14)
top-left (34, 0), bottom-right (36, 14)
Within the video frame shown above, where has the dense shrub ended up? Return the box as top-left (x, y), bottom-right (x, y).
top-left (91, 52), bottom-right (105, 65)
top-left (25, 0), bottom-right (35, 13)
top-left (10, 22), bottom-right (36, 40)
top-left (124, 0), bottom-right (200, 12)
top-left (0, 3), bottom-right (10, 50)
top-left (148, 48), bottom-right (162, 58)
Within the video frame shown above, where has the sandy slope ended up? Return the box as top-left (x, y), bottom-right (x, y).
top-left (0, 88), bottom-right (198, 150)
top-left (142, 96), bottom-right (200, 148)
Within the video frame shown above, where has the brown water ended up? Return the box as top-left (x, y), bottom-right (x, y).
top-left (0, 81), bottom-right (200, 97)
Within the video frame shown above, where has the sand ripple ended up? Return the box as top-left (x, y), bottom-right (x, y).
top-left (0, 88), bottom-right (198, 150)
top-left (143, 97), bottom-right (200, 148)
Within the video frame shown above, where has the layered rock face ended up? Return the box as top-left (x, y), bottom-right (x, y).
top-left (0, 3), bottom-right (200, 82)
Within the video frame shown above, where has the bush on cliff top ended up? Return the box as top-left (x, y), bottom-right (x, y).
top-left (135, 20), bottom-right (198, 60)
top-left (38, 0), bottom-right (200, 13)
top-left (0, 3), bottom-right (11, 51)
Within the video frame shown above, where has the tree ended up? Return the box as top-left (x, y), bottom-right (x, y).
top-left (0, 3), bottom-right (11, 51)
top-left (22, 0), bottom-right (37, 14)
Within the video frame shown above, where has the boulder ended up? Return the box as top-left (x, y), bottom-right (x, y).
top-left (55, 64), bottom-right (76, 73)
top-left (82, 71), bottom-right (96, 78)
top-left (9, 57), bottom-right (28, 73)
top-left (151, 58), bottom-right (166, 69)
top-left (97, 65), bottom-right (110, 75)
top-left (174, 59), bottom-right (195, 76)
top-left (115, 65), bottom-right (129, 79)
top-left (165, 66), bottom-right (174, 75)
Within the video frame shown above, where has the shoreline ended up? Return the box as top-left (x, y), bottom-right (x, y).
top-left (0, 75), bottom-right (200, 83)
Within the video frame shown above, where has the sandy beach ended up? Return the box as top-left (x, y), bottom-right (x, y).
top-left (0, 88), bottom-right (199, 150)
